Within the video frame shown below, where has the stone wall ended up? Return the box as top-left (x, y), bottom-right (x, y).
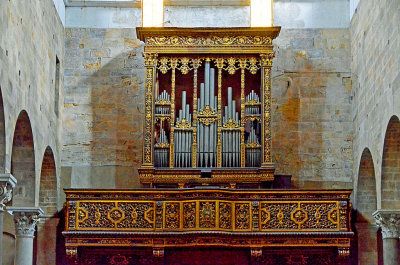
top-left (273, 29), bottom-right (352, 188)
top-left (351, 0), bottom-right (400, 208)
top-left (62, 28), bottom-right (145, 189)
top-left (0, 0), bottom-right (64, 263)
top-left (351, 0), bottom-right (400, 263)
top-left (62, 27), bottom-right (352, 189)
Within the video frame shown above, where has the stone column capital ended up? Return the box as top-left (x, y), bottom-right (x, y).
top-left (0, 173), bottom-right (17, 212)
top-left (7, 207), bottom-right (44, 238)
top-left (373, 210), bottom-right (400, 239)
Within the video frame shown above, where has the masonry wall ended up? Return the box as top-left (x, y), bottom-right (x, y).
top-left (62, 27), bottom-right (352, 189)
top-left (351, 0), bottom-right (400, 207)
top-left (0, 0), bottom-right (64, 263)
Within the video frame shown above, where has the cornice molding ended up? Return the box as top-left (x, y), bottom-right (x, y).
top-left (65, 0), bottom-right (249, 8)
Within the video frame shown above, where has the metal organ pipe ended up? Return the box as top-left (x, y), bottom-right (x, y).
top-left (222, 87), bottom-right (241, 167)
top-left (175, 91), bottom-right (192, 167)
top-left (197, 62), bottom-right (216, 168)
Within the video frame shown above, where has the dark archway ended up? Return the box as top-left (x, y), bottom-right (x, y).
top-left (0, 87), bottom-right (5, 172)
top-left (356, 148), bottom-right (379, 264)
top-left (39, 146), bottom-right (57, 216)
top-left (11, 110), bottom-right (35, 206)
top-left (37, 146), bottom-right (58, 265)
top-left (356, 148), bottom-right (377, 222)
top-left (381, 115), bottom-right (400, 208)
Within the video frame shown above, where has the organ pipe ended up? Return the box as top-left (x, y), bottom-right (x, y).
top-left (174, 91), bottom-right (193, 167)
top-left (154, 61), bottom-right (264, 169)
top-left (222, 87), bottom-right (241, 168)
top-left (197, 62), bottom-right (217, 167)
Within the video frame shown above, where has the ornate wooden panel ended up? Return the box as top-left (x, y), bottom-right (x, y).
top-left (66, 193), bottom-right (350, 233)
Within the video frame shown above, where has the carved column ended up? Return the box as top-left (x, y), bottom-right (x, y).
top-left (373, 210), bottom-right (400, 265)
top-left (0, 174), bottom-right (17, 265)
top-left (7, 207), bottom-right (43, 265)
top-left (260, 53), bottom-right (275, 168)
top-left (142, 52), bottom-right (158, 168)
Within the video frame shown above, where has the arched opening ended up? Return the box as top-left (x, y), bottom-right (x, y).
top-left (356, 148), bottom-right (377, 222)
top-left (39, 146), bottom-right (57, 216)
top-left (381, 115), bottom-right (400, 208)
top-left (356, 148), bottom-right (380, 265)
top-left (37, 146), bottom-right (58, 265)
top-left (11, 110), bottom-right (35, 206)
top-left (0, 87), bottom-right (5, 172)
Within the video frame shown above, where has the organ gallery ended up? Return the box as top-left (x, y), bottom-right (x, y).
top-left (62, 27), bottom-right (354, 264)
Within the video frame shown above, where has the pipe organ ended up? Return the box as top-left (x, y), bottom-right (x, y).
top-left (138, 27), bottom-right (280, 188)
top-left (63, 27), bottom-right (353, 265)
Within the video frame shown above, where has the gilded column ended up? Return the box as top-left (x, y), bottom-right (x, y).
top-left (7, 207), bottom-right (44, 265)
top-left (260, 53), bottom-right (274, 168)
top-left (169, 58), bottom-right (178, 168)
top-left (373, 210), bottom-right (400, 265)
top-left (239, 59), bottom-right (247, 168)
top-left (215, 58), bottom-right (224, 167)
top-left (142, 53), bottom-right (158, 168)
top-left (0, 174), bottom-right (17, 265)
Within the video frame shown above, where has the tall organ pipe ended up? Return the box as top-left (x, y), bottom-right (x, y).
top-left (221, 87), bottom-right (240, 167)
top-left (197, 62), bottom-right (217, 167)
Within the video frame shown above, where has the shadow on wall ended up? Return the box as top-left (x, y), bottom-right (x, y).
top-left (65, 33), bottom-right (145, 189)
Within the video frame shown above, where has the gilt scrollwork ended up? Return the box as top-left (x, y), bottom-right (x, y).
top-left (75, 202), bottom-right (155, 230)
top-left (175, 118), bottom-right (192, 129)
top-left (146, 35), bottom-right (272, 47)
top-left (235, 203), bottom-right (251, 230)
top-left (183, 202), bottom-right (196, 229)
top-left (223, 118), bottom-right (239, 129)
top-left (197, 105), bottom-right (218, 126)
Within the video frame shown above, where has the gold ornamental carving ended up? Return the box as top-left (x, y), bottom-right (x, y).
top-left (197, 105), bottom-right (217, 126)
top-left (175, 118), bottom-right (192, 129)
top-left (223, 118), bottom-right (239, 129)
top-left (68, 196), bottom-right (348, 233)
top-left (145, 35), bottom-right (273, 47)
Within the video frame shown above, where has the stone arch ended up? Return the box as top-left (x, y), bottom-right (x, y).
top-left (355, 148), bottom-right (379, 265)
top-left (39, 146), bottom-right (58, 216)
top-left (0, 86), bottom-right (5, 172)
top-left (37, 146), bottom-right (58, 265)
top-left (356, 148), bottom-right (377, 222)
top-left (381, 115), bottom-right (400, 209)
top-left (11, 110), bottom-right (35, 206)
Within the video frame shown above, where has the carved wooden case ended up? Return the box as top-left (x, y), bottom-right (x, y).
top-left (137, 27), bottom-right (281, 188)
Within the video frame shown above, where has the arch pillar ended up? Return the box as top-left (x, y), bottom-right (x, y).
top-left (7, 207), bottom-right (43, 265)
top-left (0, 174), bottom-right (17, 265)
top-left (373, 210), bottom-right (400, 265)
